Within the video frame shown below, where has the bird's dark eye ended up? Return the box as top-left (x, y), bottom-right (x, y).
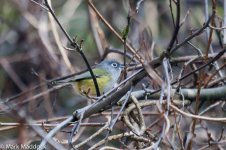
top-left (111, 62), bottom-right (118, 68)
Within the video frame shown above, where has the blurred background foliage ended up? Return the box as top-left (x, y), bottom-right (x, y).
top-left (1, 0), bottom-right (226, 149)
top-left (0, 0), bottom-right (224, 97)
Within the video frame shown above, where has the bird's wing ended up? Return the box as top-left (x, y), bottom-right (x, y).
top-left (72, 71), bottom-right (101, 81)
top-left (74, 68), bottom-right (110, 81)
top-left (56, 68), bottom-right (108, 84)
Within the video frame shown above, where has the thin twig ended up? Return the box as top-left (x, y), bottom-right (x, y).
top-left (170, 104), bottom-right (226, 122)
top-left (72, 122), bottom-right (109, 149)
top-left (88, 132), bottom-right (150, 150)
top-left (44, 0), bottom-right (100, 96)
top-left (88, 0), bottom-right (143, 63)
top-left (166, 0), bottom-right (180, 53)
top-left (170, 13), bottom-right (214, 54)
top-left (38, 116), bottom-right (74, 150)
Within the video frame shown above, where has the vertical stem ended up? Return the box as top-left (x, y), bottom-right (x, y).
top-left (204, 0), bottom-right (224, 77)
top-left (224, 0), bottom-right (226, 46)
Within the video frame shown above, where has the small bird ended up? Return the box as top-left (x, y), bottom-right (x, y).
top-left (55, 59), bottom-right (124, 96)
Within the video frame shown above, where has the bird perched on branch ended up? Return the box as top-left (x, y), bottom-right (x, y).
top-left (54, 59), bottom-right (124, 96)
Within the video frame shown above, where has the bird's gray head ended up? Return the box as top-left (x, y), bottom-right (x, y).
top-left (94, 59), bottom-right (124, 93)
top-left (97, 59), bottom-right (123, 80)
top-left (99, 59), bottom-right (123, 72)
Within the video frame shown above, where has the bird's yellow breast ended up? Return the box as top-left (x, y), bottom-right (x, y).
top-left (74, 75), bottom-right (111, 96)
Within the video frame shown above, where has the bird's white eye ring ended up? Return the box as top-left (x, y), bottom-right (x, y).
top-left (111, 62), bottom-right (118, 68)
